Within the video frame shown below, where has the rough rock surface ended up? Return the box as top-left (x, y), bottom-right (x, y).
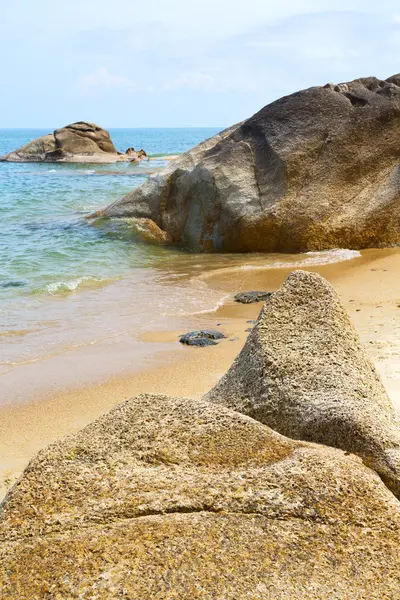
top-left (0, 122), bottom-right (128, 163)
top-left (206, 270), bottom-right (400, 498)
top-left (98, 75), bottom-right (400, 252)
top-left (1, 393), bottom-right (400, 598)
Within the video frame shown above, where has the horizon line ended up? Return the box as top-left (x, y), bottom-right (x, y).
top-left (0, 125), bottom-right (227, 130)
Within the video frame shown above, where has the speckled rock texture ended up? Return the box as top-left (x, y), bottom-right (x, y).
top-left (98, 75), bottom-right (400, 252)
top-left (206, 270), bottom-right (400, 498)
top-left (1, 393), bottom-right (400, 598)
top-left (0, 122), bottom-right (126, 163)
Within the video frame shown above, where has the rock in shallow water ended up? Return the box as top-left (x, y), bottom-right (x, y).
top-left (1, 393), bottom-right (400, 598)
top-left (0, 122), bottom-right (135, 163)
top-left (179, 330), bottom-right (226, 346)
top-left (234, 291), bottom-right (273, 304)
top-left (100, 74), bottom-right (400, 252)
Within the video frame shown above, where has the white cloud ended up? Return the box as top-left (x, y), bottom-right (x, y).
top-left (165, 67), bottom-right (265, 93)
top-left (165, 71), bottom-right (217, 91)
top-left (75, 67), bottom-right (156, 96)
top-left (77, 67), bottom-right (135, 91)
top-left (2, 2), bottom-right (400, 126)
top-left (246, 40), bottom-right (287, 48)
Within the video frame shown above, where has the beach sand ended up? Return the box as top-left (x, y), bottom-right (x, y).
top-left (0, 247), bottom-right (399, 498)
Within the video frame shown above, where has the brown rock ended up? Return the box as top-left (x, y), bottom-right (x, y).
top-left (100, 75), bottom-right (400, 252)
top-left (206, 270), bottom-right (400, 498)
top-left (0, 133), bottom-right (56, 162)
top-left (131, 217), bottom-right (172, 243)
top-left (0, 393), bottom-right (400, 598)
top-left (0, 122), bottom-right (126, 163)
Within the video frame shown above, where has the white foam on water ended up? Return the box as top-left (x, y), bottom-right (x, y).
top-left (239, 249), bottom-right (361, 271)
top-left (158, 249), bottom-right (362, 318)
top-left (44, 276), bottom-right (105, 295)
top-left (161, 293), bottom-right (230, 317)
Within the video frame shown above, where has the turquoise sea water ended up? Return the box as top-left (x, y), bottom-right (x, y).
top-left (0, 127), bottom-right (361, 404)
top-left (0, 128), bottom-right (221, 296)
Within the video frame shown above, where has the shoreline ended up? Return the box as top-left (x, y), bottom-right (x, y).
top-left (1, 246), bottom-right (399, 498)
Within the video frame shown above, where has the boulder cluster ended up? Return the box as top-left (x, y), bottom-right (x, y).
top-left (1, 271), bottom-right (399, 598)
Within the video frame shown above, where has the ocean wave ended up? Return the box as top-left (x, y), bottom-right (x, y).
top-left (194, 249), bottom-right (361, 283)
top-left (161, 293), bottom-right (230, 317)
top-left (39, 276), bottom-right (109, 295)
top-left (239, 249), bottom-right (361, 271)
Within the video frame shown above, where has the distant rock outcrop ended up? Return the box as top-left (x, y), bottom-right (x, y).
top-left (98, 75), bottom-right (400, 252)
top-left (0, 122), bottom-right (141, 163)
top-left (1, 393), bottom-right (400, 598)
top-left (206, 270), bottom-right (400, 497)
top-left (126, 147), bottom-right (148, 162)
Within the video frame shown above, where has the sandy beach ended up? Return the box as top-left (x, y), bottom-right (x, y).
top-left (0, 246), bottom-right (399, 498)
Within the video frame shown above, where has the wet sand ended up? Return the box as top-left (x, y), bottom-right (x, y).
top-left (0, 247), bottom-right (399, 498)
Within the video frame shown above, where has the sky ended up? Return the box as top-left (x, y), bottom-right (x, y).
top-left (1, 0), bottom-right (400, 128)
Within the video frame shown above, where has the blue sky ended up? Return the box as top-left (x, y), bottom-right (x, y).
top-left (1, 0), bottom-right (399, 127)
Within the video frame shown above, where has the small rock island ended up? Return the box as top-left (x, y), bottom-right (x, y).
top-left (0, 121), bottom-right (147, 164)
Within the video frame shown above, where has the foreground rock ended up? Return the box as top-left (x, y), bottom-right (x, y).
top-left (206, 270), bottom-right (400, 497)
top-left (98, 75), bottom-right (400, 251)
top-left (0, 122), bottom-right (145, 163)
top-left (1, 393), bottom-right (400, 598)
top-left (179, 330), bottom-right (226, 346)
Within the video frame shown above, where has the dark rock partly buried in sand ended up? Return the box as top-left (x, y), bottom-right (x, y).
top-left (0, 122), bottom-right (130, 163)
top-left (206, 270), bottom-right (400, 498)
top-left (234, 291), bottom-right (273, 304)
top-left (179, 330), bottom-right (226, 346)
top-left (1, 393), bottom-right (400, 598)
top-left (99, 74), bottom-right (400, 252)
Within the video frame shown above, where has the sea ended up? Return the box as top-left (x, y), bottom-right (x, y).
top-left (0, 128), bottom-right (361, 404)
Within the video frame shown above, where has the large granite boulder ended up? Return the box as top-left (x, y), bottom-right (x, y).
top-left (206, 270), bottom-right (400, 498)
top-left (97, 75), bottom-right (400, 251)
top-left (0, 122), bottom-right (126, 163)
top-left (1, 393), bottom-right (400, 598)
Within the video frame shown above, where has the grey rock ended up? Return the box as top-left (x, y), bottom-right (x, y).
top-left (234, 291), bottom-right (273, 304)
top-left (0, 280), bottom-right (26, 288)
top-left (1, 393), bottom-right (400, 598)
top-left (179, 330), bottom-right (226, 346)
top-left (205, 270), bottom-right (400, 498)
top-left (97, 75), bottom-right (400, 252)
